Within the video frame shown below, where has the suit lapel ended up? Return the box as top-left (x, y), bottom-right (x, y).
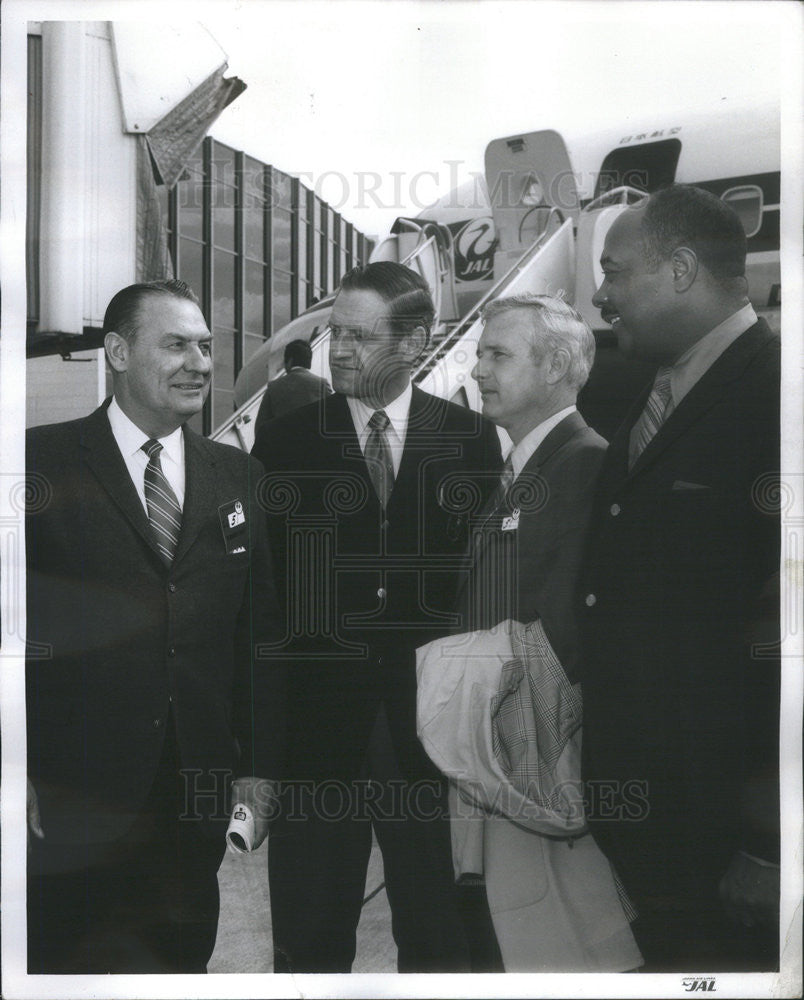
top-left (173, 427), bottom-right (217, 565)
top-left (469, 411), bottom-right (588, 565)
top-left (388, 386), bottom-right (433, 512)
top-left (530, 410), bottom-right (587, 470)
top-left (627, 320), bottom-right (773, 479)
top-left (80, 402), bottom-right (165, 564)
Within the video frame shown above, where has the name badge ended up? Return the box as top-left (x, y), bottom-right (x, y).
top-left (501, 508), bottom-right (520, 532)
top-left (219, 499), bottom-right (248, 554)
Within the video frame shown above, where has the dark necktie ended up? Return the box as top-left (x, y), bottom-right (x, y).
top-left (364, 410), bottom-right (394, 508)
top-left (628, 366), bottom-right (673, 469)
top-left (142, 439), bottom-right (182, 564)
top-left (480, 456), bottom-right (515, 519)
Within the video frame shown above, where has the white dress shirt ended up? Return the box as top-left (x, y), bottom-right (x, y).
top-left (664, 303), bottom-right (757, 420)
top-left (507, 405), bottom-right (577, 480)
top-left (346, 382), bottom-right (413, 478)
top-left (106, 397), bottom-right (186, 514)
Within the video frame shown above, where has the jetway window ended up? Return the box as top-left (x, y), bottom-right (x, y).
top-left (272, 268), bottom-right (292, 335)
top-left (178, 157), bottom-right (203, 241)
top-left (594, 139), bottom-right (681, 199)
top-left (312, 196), bottom-right (323, 298)
top-left (244, 160), bottom-right (265, 258)
top-left (27, 34), bottom-right (43, 327)
top-left (212, 146), bottom-right (236, 252)
top-left (178, 238), bottom-right (203, 309)
top-left (297, 191), bottom-right (309, 311)
top-left (158, 138), bottom-right (371, 434)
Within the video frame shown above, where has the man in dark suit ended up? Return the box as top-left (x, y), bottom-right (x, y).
top-left (253, 338), bottom-right (331, 434)
top-left (252, 261), bottom-right (502, 973)
top-left (581, 185), bottom-right (781, 970)
top-left (26, 279), bottom-right (285, 973)
top-left (451, 293), bottom-right (608, 969)
top-left (463, 293), bottom-right (607, 669)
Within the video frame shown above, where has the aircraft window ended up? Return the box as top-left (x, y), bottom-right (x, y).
top-left (721, 185), bottom-right (764, 238)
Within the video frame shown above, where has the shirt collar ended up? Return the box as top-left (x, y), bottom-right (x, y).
top-left (669, 303), bottom-right (757, 408)
top-left (107, 396), bottom-right (184, 467)
top-left (347, 381), bottom-right (413, 442)
top-left (507, 404), bottom-right (577, 479)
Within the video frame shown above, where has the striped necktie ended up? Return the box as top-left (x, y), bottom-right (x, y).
top-left (365, 410), bottom-right (394, 508)
top-left (480, 456), bottom-right (515, 519)
top-left (628, 366), bottom-right (673, 469)
top-left (142, 439), bottom-right (182, 564)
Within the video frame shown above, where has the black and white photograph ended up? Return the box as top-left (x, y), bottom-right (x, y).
top-left (1, 1), bottom-right (801, 997)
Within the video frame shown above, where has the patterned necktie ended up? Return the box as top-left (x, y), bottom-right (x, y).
top-left (628, 366), bottom-right (674, 469)
top-left (481, 456), bottom-right (515, 519)
top-left (365, 410), bottom-right (395, 508)
top-left (141, 439), bottom-right (182, 564)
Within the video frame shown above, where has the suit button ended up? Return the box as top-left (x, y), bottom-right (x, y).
top-left (167, 646), bottom-right (176, 657)
top-left (610, 503), bottom-right (621, 516)
top-left (168, 582), bottom-right (177, 593)
top-left (377, 656), bottom-right (384, 666)
top-left (153, 718), bottom-right (162, 728)
top-left (377, 587), bottom-right (387, 599)
top-left (585, 593), bottom-right (597, 607)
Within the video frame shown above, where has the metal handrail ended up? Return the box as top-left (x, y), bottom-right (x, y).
top-left (412, 208), bottom-right (567, 380)
top-left (582, 186), bottom-right (647, 214)
top-left (399, 232), bottom-right (447, 325)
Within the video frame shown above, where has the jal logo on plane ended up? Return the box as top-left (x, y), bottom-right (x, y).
top-left (453, 217), bottom-right (496, 282)
top-left (682, 977), bottom-right (716, 992)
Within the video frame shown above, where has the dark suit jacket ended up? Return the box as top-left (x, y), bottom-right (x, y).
top-left (579, 319), bottom-right (781, 899)
top-left (455, 411), bottom-right (607, 680)
top-left (26, 401), bottom-right (285, 844)
top-left (252, 386), bottom-right (502, 781)
top-left (254, 367), bottom-right (331, 433)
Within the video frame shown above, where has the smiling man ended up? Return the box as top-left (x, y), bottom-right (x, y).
top-left (581, 185), bottom-right (781, 970)
top-left (252, 261), bottom-right (501, 973)
top-left (26, 279), bottom-right (285, 973)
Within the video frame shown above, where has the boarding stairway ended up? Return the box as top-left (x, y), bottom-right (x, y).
top-left (212, 189), bottom-right (642, 451)
top-left (413, 207), bottom-right (573, 409)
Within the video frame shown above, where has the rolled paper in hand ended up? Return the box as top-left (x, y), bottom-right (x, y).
top-left (226, 802), bottom-right (255, 853)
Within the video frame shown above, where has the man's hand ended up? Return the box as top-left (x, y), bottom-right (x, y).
top-left (27, 779), bottom-right (44, 851)
top-left (230, 776), bottom-right (279, 852)
top-left (719, 850), bottom-right (780, 928)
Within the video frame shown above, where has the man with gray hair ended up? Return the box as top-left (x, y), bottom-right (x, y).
top-left (437, 294), bottom-right (640, 970)
top-left (461, 293), bottom-right (606, 676)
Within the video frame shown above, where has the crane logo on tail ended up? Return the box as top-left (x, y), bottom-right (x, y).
top-left (453, 217), bottom-right (496, 282)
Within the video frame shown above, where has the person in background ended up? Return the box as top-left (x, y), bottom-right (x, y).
top-left (26, 279), bottom-right (285, 973)
top-left (581, 184), bottom-right (781, 971)
top-left (253, 338), bottom-right (331, 435)
top-left (252, 261), bottom-right (502, 973)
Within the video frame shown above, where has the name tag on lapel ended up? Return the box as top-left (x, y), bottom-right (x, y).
top-left (218, 499), bottom-right (248, 555)
top-left (501, 508), bottom-right (520, 532)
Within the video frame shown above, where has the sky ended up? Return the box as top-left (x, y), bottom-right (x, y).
top-left (203, 0), bottom-right (787, 238)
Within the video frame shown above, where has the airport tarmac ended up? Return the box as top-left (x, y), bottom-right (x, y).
top-left (209, 837), bottom-right (396, 973)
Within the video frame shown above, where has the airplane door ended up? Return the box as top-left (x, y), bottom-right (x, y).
top-left (484, 130), bottom-right (579, 278)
